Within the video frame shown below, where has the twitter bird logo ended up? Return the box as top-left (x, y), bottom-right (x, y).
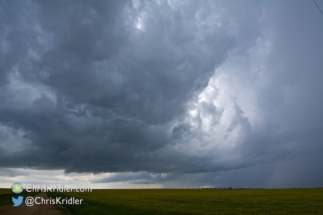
top-left (12, 196), bottom-right (24, 207)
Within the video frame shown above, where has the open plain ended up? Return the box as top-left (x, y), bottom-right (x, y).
top-left (46, 188), bottom-right (323, 215)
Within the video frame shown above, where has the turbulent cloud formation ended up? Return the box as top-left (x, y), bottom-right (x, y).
top-left (0, 0), bottom-right (322, 187)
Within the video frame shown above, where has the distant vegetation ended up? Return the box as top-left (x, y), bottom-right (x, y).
top-left (48, 188), bottom-right (323, 215)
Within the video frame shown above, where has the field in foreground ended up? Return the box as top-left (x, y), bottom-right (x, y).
top-left (47, 188), bottom-right (323, 215)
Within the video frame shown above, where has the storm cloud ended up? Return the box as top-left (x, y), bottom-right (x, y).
top-left (0, 0), bottom-right (322, 188)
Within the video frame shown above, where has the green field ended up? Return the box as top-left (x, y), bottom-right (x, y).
top-left (47, 188), bottom-right (323, 215)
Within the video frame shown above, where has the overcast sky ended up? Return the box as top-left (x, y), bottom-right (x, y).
top-left (0, 0), bottom-right (323, 189)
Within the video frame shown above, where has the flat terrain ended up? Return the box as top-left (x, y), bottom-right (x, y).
top-left (0, 189), bottom-right (11, 195)
top-left (47, 188), bottom-right (323, 215)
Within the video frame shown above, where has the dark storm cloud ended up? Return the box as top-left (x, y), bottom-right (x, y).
top-left (0, 0), bottom-right (322, 188)
top-left (0, 0), bottom-right (238, 172)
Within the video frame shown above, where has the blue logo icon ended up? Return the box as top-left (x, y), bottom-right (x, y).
top-left (12, 196), bottom-right (24, 207)
top-left (11, 182), bottom-right (23, 194)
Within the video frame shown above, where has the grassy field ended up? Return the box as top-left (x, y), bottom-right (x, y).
top-left (47, 188), bottom-right (323, 215)
top-left (0, 189), bottom-right (11, 195)
top-left (0, 188), bottom-right (39, 206)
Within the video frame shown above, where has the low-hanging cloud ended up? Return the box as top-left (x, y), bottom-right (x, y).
top-left (0, 0), bottom-right (322, 187)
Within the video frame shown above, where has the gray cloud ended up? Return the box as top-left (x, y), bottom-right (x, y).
top-left (0, 0), bottom-right (322, 187)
